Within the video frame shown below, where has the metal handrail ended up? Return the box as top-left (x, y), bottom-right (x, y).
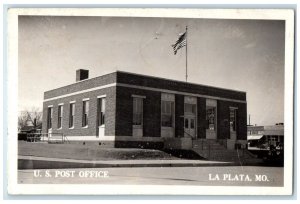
top-left (183, 130), bottom-right (195, 139)
top-left (26, 132), bottom-right (65, 143)
top-left (63, 135), bottom-right (70, 144)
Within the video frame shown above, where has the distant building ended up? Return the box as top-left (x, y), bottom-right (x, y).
top-left (42, 70), bottom-right (248, 149)
top-left (247, 124), bottom-right (284, 149)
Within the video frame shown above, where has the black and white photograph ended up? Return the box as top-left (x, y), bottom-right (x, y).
top-left (6, 8), bottom-right (294, 195)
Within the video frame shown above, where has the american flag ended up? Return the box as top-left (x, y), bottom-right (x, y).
top-left (172, 32), bottom-right (186, 55)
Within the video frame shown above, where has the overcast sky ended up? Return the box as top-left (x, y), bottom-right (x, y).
top-left (18, 16), bottom-right (285, 126)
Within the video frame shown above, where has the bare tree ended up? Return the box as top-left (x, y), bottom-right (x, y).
top-left (18, 107), bottom-right (43, 132)
top-left (18, 111), bottom-right (28, 132)
top-left (27, 107), bottom-right (43, 127)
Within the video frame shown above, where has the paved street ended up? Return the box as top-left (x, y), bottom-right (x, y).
top-left (18, 166), bottom-right (283, 186)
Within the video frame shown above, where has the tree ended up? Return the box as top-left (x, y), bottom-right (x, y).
top-left (18, 107), bottom-right (43, 132)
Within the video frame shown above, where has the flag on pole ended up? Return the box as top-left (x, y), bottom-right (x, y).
top-left (172, 32), bottom-right (187, 55)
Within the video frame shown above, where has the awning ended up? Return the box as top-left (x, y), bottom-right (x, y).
top-left (247, 135), bottom-right (264, 140)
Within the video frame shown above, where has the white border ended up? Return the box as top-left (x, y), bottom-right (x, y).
top-left (7, 8), bottom-right (294, 195)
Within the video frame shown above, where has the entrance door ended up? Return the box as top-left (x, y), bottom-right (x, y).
top-left (184, 116), bottom-right (196, 138)
top-left (184, 97), bottom-right (197, 139)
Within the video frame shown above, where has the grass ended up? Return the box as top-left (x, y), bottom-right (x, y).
top-left (18, 141), bottom-right (181, 161)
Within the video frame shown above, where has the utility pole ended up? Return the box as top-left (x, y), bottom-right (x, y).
top-left (248, 114), bottom-right (251, 126)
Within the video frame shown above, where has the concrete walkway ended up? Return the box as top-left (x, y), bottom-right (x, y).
top-left (18, 155), bottom-right (263, 169)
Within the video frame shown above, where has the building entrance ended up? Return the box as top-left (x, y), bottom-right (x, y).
top-left (184, 96), bottom-right (197, 139)
top-left (184, 116), bottom-right (196, 138)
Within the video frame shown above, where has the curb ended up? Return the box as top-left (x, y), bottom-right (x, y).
top-left (18, 157), bottom-right (263, 170)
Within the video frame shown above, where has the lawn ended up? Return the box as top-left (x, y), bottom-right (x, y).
top-left (18, 141), bottom-right (179, 161)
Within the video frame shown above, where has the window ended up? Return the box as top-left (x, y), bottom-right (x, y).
top-left (230, 108), bottom-right (237, 132)
top-left (184, 104), bottom-right (196, 114)
top-left (161, 101), bottom-right (174, 127)
top-left (206, 106), bottom-right (216, 130)
top-left (133, 97), bottom-right (143, 126)
top-left (69, 103), bottom-right (75, 128)
top-left (47, 107), bottom-right (53, 129)
top-left (82, 100), bottom-right (89, 127)
top-left (98, 97), bottom-right (106, 126)
top-left (184, 118), bottom-right (189, 128)
top-left (58, 105), bottom-right (63, 129)
top-left (190, 119), bottom-right (195, 129)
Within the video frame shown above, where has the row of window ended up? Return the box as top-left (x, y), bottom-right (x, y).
top-left (47, 96), bottom-right (237, 131)
top-left (47, 97), bottom-right (106, 130)
top-left (132, 98), bottom-right (176, 128)
top-left (133, 97), bottom-right (237, 131)
top-left (205, 106), bottom-right (237, 131)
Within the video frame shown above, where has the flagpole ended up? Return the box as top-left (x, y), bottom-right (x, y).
top-left (185, 26), bottom-right (188, 82)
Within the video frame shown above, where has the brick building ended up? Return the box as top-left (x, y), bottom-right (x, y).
top-left (42, 70), bottom-right (247, 150)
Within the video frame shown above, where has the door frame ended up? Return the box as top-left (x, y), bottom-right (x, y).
top-left (183, 96), bottom-right (197, 139)
top-left (184, 115), bottom-right (196, 139)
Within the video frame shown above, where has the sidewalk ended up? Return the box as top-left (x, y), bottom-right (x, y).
top-left (18, 155), bottom-right (262, 169)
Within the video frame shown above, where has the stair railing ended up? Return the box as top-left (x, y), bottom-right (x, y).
top-left (183, 130), bottom-right (195, 139)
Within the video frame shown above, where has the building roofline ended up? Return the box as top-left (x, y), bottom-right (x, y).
top-left (44, 70), bottom-right (246, 95)
top-left (116, 70), bottom-right (246, 94)
top-left (44, 71), bottom-right (116, 94)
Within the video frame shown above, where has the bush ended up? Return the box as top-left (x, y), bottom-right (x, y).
top-left (18, 133), bottom-right (27, 141)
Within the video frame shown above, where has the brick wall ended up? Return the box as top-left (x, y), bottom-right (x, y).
top-left (115, 86), bottom-right (161, 137)
top-left (217, 100), bottom-right (247, 140)
top-left (236, 103), bottom-right (247, 140)
top-left (175, 94), bottom-right (184, 138)
top-left (42, 87), bottom-right (116, 137)
top-left (116, 71), bottom-right (246, 101)
top-left (42, 71), bottom-right (247, 141)
top-left (197, 97), bottom-right (206, 138)
top-left (44, 72), bottom-right (117, 100)
top-left (217, 101), bottom-right (230, 139)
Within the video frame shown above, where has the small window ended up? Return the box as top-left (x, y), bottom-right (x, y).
top-left (133, 97), bottom-right (143, 126)
top-left (82, 100), bottom-right (89, 127)
top-left (47, 107), bottom-right (53, 129)
top-left (206, 106), bottom-right (216, 130)
top-left (98, 97), bottom-right (106, 126)
top-left (161, 101), bottom-right (174, 127)
top-left (69, 103), bottom-right (75, 128)
top-left (184, 118), bottom-right (189, 129)
top-left (58, 105), bottom-right (63, 129)
top-left (190, 119), bottom-right (195, 129)
top-left (184, 104), bottom-right (196, 114)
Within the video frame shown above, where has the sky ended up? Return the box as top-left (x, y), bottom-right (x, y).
top-left (18, 16), bottom-right (285, 126)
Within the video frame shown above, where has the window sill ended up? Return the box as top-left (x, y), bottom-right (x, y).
top-left (57, 128), bottom-right (62, 130)
top-left (69, 127), bottom-right (74, 129)
top-left (82, 126), bottom-right (88, 129)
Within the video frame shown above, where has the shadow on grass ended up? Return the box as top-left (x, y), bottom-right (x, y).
top-left (162, 149), bottom-right (206, 160)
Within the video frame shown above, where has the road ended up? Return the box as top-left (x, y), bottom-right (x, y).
top-left (18, 166), bottom-right (283, 186)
